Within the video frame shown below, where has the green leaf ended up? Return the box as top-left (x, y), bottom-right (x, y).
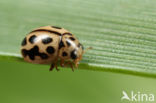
top-left (0, 0), bottom-right (156, 77)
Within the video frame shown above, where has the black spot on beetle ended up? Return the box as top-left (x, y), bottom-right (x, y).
top-left (66, 41), bottom-right (71, 46)
top-left (59, 40), bottom-right (65, 49)
top-left (46, 46), bottom-right (55, 54)
top-left (62, 52), bottom-right (68, 56)
top-left (29, 35), bottom-right (36, 44)
top-left (42, 37), bottom-right (53, 44)
top-left (21, 45), bottom-right (48, 60)
top-left (40, 53), bottom-right (49, 59)
top-left (21, 37), bottom-right (27, 46)
top-left (51, 26), bottom-right (62, 29)
top-left (21, 49), bottom-right (27, 57)
top-left (70, 50), bottom-right (77, 60)
top-left (69, 37), bottom-right (75, 41)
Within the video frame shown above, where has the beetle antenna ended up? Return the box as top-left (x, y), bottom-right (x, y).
top-left (83, 47), bottom-right (92, 54)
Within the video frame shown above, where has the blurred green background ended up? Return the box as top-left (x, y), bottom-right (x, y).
top-left (0, 0), bottom-right (156, 102)
top-left (0, 59), bottom-right (156, 103)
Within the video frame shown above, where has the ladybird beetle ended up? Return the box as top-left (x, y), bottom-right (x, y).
top-left (21, 26), bottom-right (84, 71)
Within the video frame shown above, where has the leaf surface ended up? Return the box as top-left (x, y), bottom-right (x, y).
top-left (0, 0), bottom-right (156, 77)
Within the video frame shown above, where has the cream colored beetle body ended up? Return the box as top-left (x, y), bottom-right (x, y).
top-left (21, 26), bottom-right (84, 71)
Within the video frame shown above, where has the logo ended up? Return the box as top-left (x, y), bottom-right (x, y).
top-left (121, 91), bottom-right (155, 102)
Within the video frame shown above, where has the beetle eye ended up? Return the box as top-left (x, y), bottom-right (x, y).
top-left (70, 50), bottom-right (77, 60)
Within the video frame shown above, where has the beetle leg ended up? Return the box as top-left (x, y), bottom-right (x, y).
top-left (74, 59), bottom-right (79, 68)
top-left (49, 61), bottom-right (59, 71)
top-left (64, 61), bottom-right (74, 71)
top-left (49, 63), bottom-right (55, 71)
top-left (60, 59), bottom-right (65, 67)
top-left (74, 55), bottom-right (82, 68)
top-left (70, 62), bottom-right (74, 71)
top-left (55, 64), bottom-right (59, 71)
top-left (69, 62), bottom-right (74, 72)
